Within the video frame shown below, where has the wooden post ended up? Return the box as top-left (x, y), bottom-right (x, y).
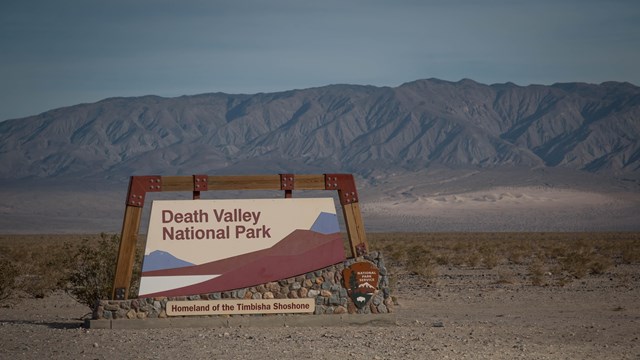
top-left (342, 202), bottom-right (368, 258)
top-left (112, 205), bottom-right (143, 300)
top-left (112, 175), bottom-right (161, 300)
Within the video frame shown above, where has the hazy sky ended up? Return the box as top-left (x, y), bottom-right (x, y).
top-left (1, 0), bottom-right (639, 121)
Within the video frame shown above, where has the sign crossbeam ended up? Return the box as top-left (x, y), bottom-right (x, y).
top-left (112, 173), bottom-right (369, 300)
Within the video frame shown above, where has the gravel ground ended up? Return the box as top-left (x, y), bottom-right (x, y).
top-left (1, 263), bottom-right (639, 360)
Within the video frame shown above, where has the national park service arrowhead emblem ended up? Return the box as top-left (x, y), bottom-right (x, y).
top-left (343, 262), bottom-right (380, 309)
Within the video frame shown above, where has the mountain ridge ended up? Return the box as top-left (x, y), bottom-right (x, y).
top-left (1, 78), bottom-right (639, 233)
top-left (1, 78), bottom-right (639, 182)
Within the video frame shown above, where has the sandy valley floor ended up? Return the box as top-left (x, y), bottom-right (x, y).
top-left (363, 186), bottom-right (640, 232)
top-left (1, 260), bottom-right (638, 360)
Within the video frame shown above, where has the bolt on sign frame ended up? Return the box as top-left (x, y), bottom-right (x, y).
top-left (112, 173), bottom-right (369, 300)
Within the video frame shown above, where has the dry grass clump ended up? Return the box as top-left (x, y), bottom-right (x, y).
top-left (0, 255), bottom-right (18, 300)
top-left (0, 234), bottom-right (92, 298)
top-left (0, 233), bottom-right (143, 306)
top-left (622, 241), bottom-right (640, 264)
top-left (405, 244), bottom-right (438, 279)
top-left (528, 257), bottom-right (546, 286)
top-left (0, 232), bottom-right (637, 304)
top-left (370, 232), bottom-right (640, 286)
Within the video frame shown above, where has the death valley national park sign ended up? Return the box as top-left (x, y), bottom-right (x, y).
top-left (138, 198), bottom-right (345, 297)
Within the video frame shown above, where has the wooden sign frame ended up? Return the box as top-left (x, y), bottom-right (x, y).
top-left (112, 173), bottom-right (369, 300)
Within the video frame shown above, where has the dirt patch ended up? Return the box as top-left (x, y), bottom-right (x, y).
top-left (1, 261), bottom-right (639, 359)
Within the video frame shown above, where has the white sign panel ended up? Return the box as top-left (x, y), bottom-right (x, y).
top-left (138, 198), bottom-right (345, 298)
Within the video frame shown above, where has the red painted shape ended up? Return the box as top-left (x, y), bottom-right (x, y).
top-left (139, 230), bottom-right (345, 298)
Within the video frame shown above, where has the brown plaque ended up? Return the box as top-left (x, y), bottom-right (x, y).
top-left (342, 262), bottom-right (380, 309)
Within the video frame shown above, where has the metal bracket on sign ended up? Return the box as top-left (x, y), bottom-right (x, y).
top-left (126, 175), bottom-right (162, 207)
top-left (193, 174), bottom-right (208, 199)
top-left (324, 173), bottom-right (358, 205)
top-left (280, 173), bottom-right (294, 198)
top-left (114, 287), bottom-right (126, 300)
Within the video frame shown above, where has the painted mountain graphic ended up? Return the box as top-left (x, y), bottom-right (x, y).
top-left (310, 212), bottom-right (340, 234)
top-left (139, 229), bottom-right (344, 297)
top-left (358, 282), bottom-right (376, 289)
top-left (142, 250), bottom-right (195, 272)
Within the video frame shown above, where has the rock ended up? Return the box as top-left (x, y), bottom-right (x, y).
top-left (115, 309), bottom-right (127, 319)
top-left (265, 282), bottom-right (280, 293)
top-left (263, 291), bottom-right (274, 299)
top-left (298, 287), bottom-right (308, 298)
top-left (104, 304), bottom-right (119, 312)
top-left (370, 303), bottom-right (379, 314)
top-left (377, 304), bottom-right (388, 314)
top-left (372, 295), bottom-right (382, 306)
top-left (93, 306), bottom-right (104, 319)
top-left (136, 312), bottom-right (147, 319)
top-left (347, 301), bottom-right (357, 314)
top-left (333, 306), bottom-right (347, 314)
top-left (325, 271), bottom-right (335, 283)
top-left (339, 288), bottom-right (348, 298)
top-left (329, 294), bottom-right (341, 305)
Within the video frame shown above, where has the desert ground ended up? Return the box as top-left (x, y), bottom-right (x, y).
top-left (2, 167), bottom-right (640, 234)
top-left (1, 233), bottom-right (639, 359)
top-left (362, 185), bottom-right (640, 232)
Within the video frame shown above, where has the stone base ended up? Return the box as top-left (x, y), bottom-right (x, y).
top-left (94, 251), bottom-right (393, 322)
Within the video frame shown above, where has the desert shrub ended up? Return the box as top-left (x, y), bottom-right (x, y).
top-left (621, 241), bottom-right (640, 264)
top-left (479, 245), bottom-right (500, 269)
top-left (528, 257), bottom-right (546, 286)
top-left (466, 252), bottom-right (481, 267)
top-left (62, 233), bottom-right (142, 307)
top-left (434, 253), bottom-right (450, 266)
top-left (12, 244), bottom-right (70, 298)
top-left (496, 270), bottom-right (515, 284)
top-left (406, 245), bottom-right (438, 279)
top-left (507, 242), bottom-right (531, 265)
top-left (560, 248), bottom-right (592, 278)
top-left (0, 256), bottom-right (18, 300)
top-left (589, 254), bottom-right (613, 275)
top-left (62, 233), bottom-right (118, 307)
